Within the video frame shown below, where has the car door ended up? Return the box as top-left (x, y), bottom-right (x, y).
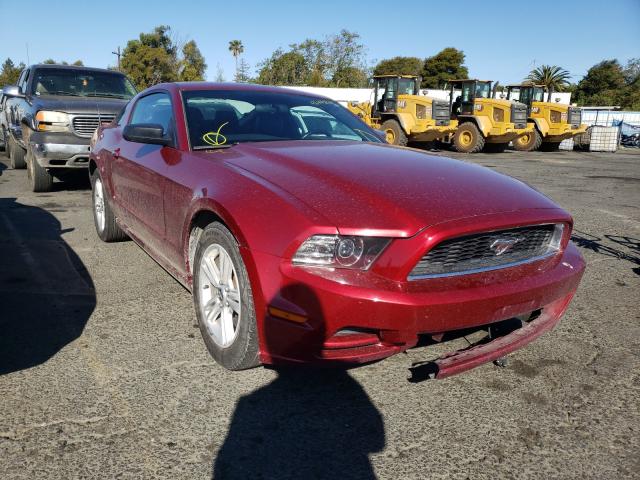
top-left (110, 91), bottom-right (176, 253)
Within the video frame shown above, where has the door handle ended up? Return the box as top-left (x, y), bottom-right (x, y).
top-left (112, 147), bottom-right (120, 159)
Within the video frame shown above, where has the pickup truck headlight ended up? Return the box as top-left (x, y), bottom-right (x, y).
top-left (36, 111), bottom-right (70, 132)
top-left (293, 235), bottom-right (390, 270)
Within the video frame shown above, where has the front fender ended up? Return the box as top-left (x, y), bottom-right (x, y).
top-left (533, 118), bottom-right (549, 136)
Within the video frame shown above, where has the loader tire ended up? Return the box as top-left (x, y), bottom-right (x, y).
top-left (513, 129), bottom-right (542, 151)
top-left (453, 122), bottom-right (484, 153)
top-left (381, 119), bottom-right (408, 146)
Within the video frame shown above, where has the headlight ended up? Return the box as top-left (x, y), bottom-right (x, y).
top-left (36, 110), bottom-right (70, 132)
top-left (292, 235), bottom-right (391, 270)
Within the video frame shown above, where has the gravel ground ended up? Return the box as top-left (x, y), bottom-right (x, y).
top-left (0, 147), bottom-right (638, 479)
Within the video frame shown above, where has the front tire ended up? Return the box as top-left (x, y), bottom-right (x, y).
top-left (513, 129), bottom-right (542, 151)
top-left (381, 119), bottom-right (408, 146)
top-left (453, 122), bottom-right (485, 153)
top-left (193, 222), bottom-right (259, 370)
top-left (9, 136), bottom-right (27, 169)
top-left (26, 146), bottom-right (53, 191)
top-left (91, 170), bottom-right (127, 242)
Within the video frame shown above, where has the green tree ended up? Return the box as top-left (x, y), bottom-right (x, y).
top-left (573, 60), bottom-right (625, 106)
top-left (180, 40), bottom-right (207, 81)
top-left (235, 58), bottom-right (252, 83)
top-left (73, 60), bottom-right (84, 66)
top-left (257, 49), bottom-right (308, 85)
top-left (291, 39), bottom-right (327, 86)
top-left (422, 48), bottom-right (468, 88)
top-left (0, 58), bottom-right (25, 86)
top-left (228, 40), bottom-right (244, 80)
top-left (526, 65), bottom-right (571, 91)
top-left (326, 30), bottom-right (368, 87)
top-left (214, 63), bottom-right (225, 82)
top-left (43, 58), bottom-right (56, 64)
top-left (373, 56), bottom-right (422, 77)
top-left (121, 25), bottom-right (180, 89)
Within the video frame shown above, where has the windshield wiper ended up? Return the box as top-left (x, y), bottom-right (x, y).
top-left (85, 92), bottom-right (128, 99)
top-left (41, 90), bottom-right (82, 97)
top-left (193, 143), bottom-right (238, 150)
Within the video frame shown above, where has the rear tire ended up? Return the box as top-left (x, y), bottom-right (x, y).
top-left (26, 146), bottom-right (53, 192)
top-left (91, 170), bottom-right (127, 242)
top-left (193, 222), bottom-right (259, 370)
top-left (9, 137), bottom-right (27, 169)
top-left (453, 122), bottom-right (485, 153)
top-left (484, 142), bottom-right (509, 153)
top-left (381, 119), bottom-right (408, 146)
top-left (513, 129), bottom-right (542, 152)
top-left (540, 142), bottom-right (561, 152)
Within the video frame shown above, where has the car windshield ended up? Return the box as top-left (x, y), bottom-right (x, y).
top-left (31, 68), bottom-right (137, 99)
top-left (182, 89), bottom-right (382, 148)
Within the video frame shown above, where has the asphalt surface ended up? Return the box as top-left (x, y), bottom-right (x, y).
top-left (0, 146), bottom-right (639, 479)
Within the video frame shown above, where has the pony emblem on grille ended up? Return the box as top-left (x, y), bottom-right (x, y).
top-left (490, 237), bottom-right (525, 256)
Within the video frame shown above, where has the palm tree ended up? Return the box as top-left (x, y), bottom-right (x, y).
top-left (228, 40), bottom-right (244, 80)
top-left (526, 65), bottom-right (571, 91)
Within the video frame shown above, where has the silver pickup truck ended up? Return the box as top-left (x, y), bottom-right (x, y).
top-left (3, 64), bottom-right (136, 192)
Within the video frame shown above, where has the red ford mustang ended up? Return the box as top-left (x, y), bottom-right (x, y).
top-left (89, 82), bottom-right (585, 377)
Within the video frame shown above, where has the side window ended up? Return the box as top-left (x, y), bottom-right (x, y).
top-left (129, 92), bottom-right (175, 139)
top-left (19, 69), bottom-right (30, 93)
top-left (115, 103), bottom-right (129, 126)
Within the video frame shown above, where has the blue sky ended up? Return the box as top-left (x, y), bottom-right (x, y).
top-left (1, 0), bottom-right (638, 85)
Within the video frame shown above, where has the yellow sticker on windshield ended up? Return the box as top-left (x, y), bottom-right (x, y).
top-left (203, 122), bottom-right (229, 146)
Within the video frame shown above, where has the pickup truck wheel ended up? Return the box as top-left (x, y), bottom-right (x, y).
top-left (193, 222), bottom-right (259, 370)
top-left (381, 119), bottom-right (408, 146)
top-left (91, 170), bottom-right (127, 242)
top-left (9, 137), bottom-right (27, 169)
top-left (26, 147), bottom-right (53, 191)
top-left (453, 122), bottom-right (485, 153)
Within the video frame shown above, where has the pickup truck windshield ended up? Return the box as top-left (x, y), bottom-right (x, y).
top-left (32, 68), bottom-right (137, 99)
top-left (182, 89), bottom-right (382, 148)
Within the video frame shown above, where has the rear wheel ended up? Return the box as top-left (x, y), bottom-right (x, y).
top-left (193, 222), bottom-right (259, 370)
top-left (540, 142), bottom-right (561, 152)
top-left (483, 142), bottom-right (509, 153)
top-left (381, 119), bottom-right (408, 146)
top-left (513, 129), bottom-right (542, 152)
top-left (91, 170), bottom-right (127, 242)
top-left (453, 122), bottom-right (485, 153)
top-left (9, 137), bottom-right (27, 169)
top-left (26, 146), bottom-right (53, 192)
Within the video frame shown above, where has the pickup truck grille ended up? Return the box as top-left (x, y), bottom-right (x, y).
top-left (72, 114), bottom-right (115, 137)
top-left (408, 224), bottom-right (562, 279)
top-left (510, 103), bottom-right (528, 129)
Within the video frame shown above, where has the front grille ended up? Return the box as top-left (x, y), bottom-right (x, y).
top-left (510, 103), bottom-right (528, 129)
top-left (408, 224), bottom-right (562, 279)
top-left (432, 100), bottom-right (450, 126)
top-left (568, 107), bottom-right (582, 127)
top-left (72, 114), bottom-right (115, 137)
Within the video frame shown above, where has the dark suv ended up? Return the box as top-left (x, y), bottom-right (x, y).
top-left (3, 64), bottom-right (136, 191)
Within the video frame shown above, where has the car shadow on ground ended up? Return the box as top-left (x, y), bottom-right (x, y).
top-left (212, 285), bottom-right (385, 480)
top-left (571, 229), bottom-right (640, 276)
top-left (0, 197), bottom-right (95, 375)
top-left (51, 170), bottom-right (91, 191)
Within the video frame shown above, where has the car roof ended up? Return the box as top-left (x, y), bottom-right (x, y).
top-left (29, 64), bottom-right (125, 75)
top-left (152, 82), bottom-right (336, 101)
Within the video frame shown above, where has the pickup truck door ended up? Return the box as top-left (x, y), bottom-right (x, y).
top-left (110, 92), bottom-right (175, 256)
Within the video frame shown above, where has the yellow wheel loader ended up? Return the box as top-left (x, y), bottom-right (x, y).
top-left (506, 84), bottom-right (587, 151)
top-left (447, 79), bottom-right (534, 153)
top-left (346, 75), bottom-right (457, 146)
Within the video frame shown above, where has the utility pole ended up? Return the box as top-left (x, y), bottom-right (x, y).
top-left (112, 46), bottom-right (121, 71)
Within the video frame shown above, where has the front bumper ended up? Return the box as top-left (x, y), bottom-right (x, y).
top-left (252, 239), bottom-right (585, 370)
top-left (29, 132), bottom-right (91, 169)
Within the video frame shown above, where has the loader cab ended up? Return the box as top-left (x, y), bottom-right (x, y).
top-left (372, 75), bottom-right (420, 116)
top-left (448, 80), bottom-right (493, 117)
top-left (507, 84), bottom-right (547, 115)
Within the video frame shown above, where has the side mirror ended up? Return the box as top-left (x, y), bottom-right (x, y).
top-left (123, 123), bottom-right (172, 146)
top-left (2, 85), bottom-right (24, 98)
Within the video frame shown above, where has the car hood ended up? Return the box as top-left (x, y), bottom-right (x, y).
top-left (31, 95), bottom-right (128, 116)
top-left (226, 141), bottom-right (560, 237)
